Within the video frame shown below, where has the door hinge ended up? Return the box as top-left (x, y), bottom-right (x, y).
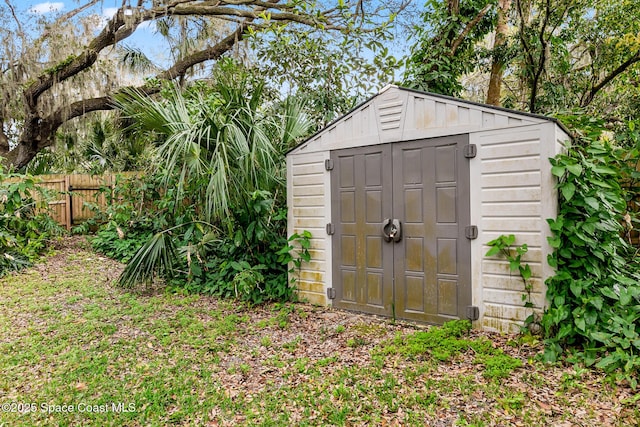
top-left (326, 288), bottom-right (336, 300)
top-left (325, 159), bottom-right (334, 170)
top-left (465, 225), bottom-right (478, 240)
top-left (466, 306), bottom-right (479, 321)
top-left (463, 144), bottom-right (477, 159)
top-left (326, 223), bottom-right (335, 235)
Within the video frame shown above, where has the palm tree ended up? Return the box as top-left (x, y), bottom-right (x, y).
top-left (116, 62), bottom-right (311, 287)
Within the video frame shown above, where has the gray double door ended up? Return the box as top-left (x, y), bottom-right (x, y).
top-left (330, 135), bottom-right (471, 324)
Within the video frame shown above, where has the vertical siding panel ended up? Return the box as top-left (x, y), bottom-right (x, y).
top-left (472, 125), bottom-right (549, 332)
top-left (458, 106), bottom-right (470, 125)
top-left (287, 152), bottom-right (329, 305)
top-left (360, 105), bottom-right (371, 137)
top-left (435, 101), bottom-right (447, 127)
top-left (445, 103), bottom-right (459, 127)
top-left (494, 114), bottom-right (509, 127)
top-left (469, 108), bottom-right (483, 126)
top-left (482, 112), bottom-right (495, 127)
top-left (424, 98), bottom-right (436, 128)
top-left (404, 94), bottom-right (417, 131)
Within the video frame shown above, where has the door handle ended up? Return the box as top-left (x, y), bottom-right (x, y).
top-left (391, 219), bottom-right (402, 242)
top-left (382, 218), bottom-right (392, 242)
top-left (382, 218), bottom-right (402, 243)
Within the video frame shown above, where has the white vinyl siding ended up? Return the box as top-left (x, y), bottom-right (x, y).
top-left (287, 152), bottom-right (330, 305)
top-left (287, 86), bottom-right (570, 331)
top-left (472, 125), bottom-right (549, 332)
top-left (291, 86), bottom-right (546, 155)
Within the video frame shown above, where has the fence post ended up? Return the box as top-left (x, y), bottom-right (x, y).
top-left (64, 175), bottom-right (71, 230)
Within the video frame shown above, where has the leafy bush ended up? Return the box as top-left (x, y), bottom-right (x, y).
top-left (105, 179), bottom-right (305, 304)
top-left (543, 119), bottom-right (640, 386)
top-left (167, 191), bottom-right (299, 304)
top-left (111, 63), bottom-right (312, 304)
top-left (82, 173), bottom-right (165, 262)
top-left (91, 226), bottom-right (153, 263)
top-left (0, 167), bottom-right (64, 276)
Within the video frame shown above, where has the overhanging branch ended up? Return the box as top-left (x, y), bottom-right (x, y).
top-left (450, 3), bottom-right (492, 56)
top-left (22, 1), bottom-right (348, 112)
top-left (580, 51), bottom-right (640, 108)
top-left (39, 23), bottom-right (250, 149)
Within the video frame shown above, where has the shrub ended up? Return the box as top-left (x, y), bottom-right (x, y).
top-left (0, 167), bottom-right (64, 275)
top-left (543, 118), bottom-right (640, 387)
top-left (112, 66), bottom-right (312, 304)
top-left (83, 173), bottom-right (165, 262)
top-left (167, 191), bottom-right (297, 304)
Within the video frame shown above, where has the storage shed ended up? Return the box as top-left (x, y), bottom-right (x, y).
top-left (286, 85), bottom-right (570, 332)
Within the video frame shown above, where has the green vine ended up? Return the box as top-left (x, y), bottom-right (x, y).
top-left (485, 234), bottom-right (538, 331)
top-left (277, 230), bottom-right (312, 285)
top-left (543, 132), bottom-right (640, 388)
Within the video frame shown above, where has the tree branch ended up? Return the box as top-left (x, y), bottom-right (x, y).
top-left (450, 3), bottom-right (492, 56)
top-left (157, 23), bottom-right (250, 80)
top-left (516, 0), bottom-right (535, 76)
top-left (528, 0), bottom-right (551, 113)
top-left (4, 0), bottom-right (381, 169)
top-left (580, 51), bottom-right (640, 108)
top-left (22, 1), bottom-right (347, 113)
top-left (38, 0), bottom-right (102, 41)
top-left (168, 5), bottom-right (342, 29)
top-left (23, 8), bottom-right (133, 110)
top-left (31, 23), bottom-right (251, 155)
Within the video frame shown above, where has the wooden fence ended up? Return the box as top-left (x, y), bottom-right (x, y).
top-left (6, 172), bottom-right (139, 230)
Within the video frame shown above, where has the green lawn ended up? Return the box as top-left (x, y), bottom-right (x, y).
top-left (0, 239), bottom-right (638, 426)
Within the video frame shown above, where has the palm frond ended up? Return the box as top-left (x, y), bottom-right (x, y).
top-left (280, 97), bottom-right (313, 149)
top-left (118, 231), bottom-right (177, 288)
top-left (115, 67), bottom-right (312, 224)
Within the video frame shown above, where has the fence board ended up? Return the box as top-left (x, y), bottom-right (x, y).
top-left (4, 172), bottom-right (139, 230)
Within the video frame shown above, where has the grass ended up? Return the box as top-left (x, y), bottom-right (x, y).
top-left (0, 241), bottom-right (638, 426)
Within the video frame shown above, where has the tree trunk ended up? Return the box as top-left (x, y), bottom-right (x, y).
top-left (486, 0), bottom-right (511, 106)
top-left (0, 120), bottom-right (9, 155)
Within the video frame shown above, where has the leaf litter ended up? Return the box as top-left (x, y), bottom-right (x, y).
top-left (0, 237), bottom-right (637, 426)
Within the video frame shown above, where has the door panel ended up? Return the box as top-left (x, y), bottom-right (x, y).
top-left (393, 135), bottom-right (471, 323)
top-left (331, 145), bottom-right (394, 316)
top-left (331, 135), bottom-right (471, 324)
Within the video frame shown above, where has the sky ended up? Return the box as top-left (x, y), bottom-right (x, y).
top-left (18, 1), bottom-right (116, 18)
top-left (13, 1), bottom-right (156, 51)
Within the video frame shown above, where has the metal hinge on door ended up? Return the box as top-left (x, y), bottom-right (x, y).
top-left (326, 223), bottom-right (335, 235)
top-left (466, 306), bottom-right (479, 321)
top-left (465, 225), bottom-right (478, 239)
top-left (326, 288), bottom-right (336, 299)
top-left (464, 144), bottom-right (477, 158)
top-left (325, 159), bottom-right (334, 170)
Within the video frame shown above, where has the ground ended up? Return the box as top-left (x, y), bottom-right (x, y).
top-left (0, 237), bottom-right (638, 426)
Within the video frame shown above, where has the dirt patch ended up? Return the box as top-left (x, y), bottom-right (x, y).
top-left (33, 235), bottom-right (124, 283)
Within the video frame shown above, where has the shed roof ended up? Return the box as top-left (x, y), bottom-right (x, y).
top-left (287, 85), bottom-right (569, 155)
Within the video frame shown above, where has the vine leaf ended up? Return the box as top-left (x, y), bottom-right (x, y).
top-left (562, 182), bottom-right (576, 200)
